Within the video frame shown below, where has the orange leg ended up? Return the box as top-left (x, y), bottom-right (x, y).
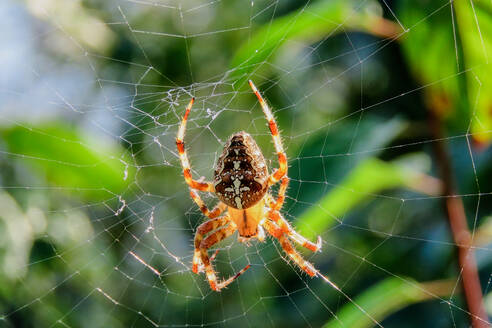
top-left (176, 98), bottom-right (215, 192)
top-left (193, 215), bottom-right (230, 274)
top-left (249, 80), bottom-right (287, 186)
top-left (190, 190), bottom-right (227, 219)
top-left (268, 210), bottom-right (322, 253)
top-left (262, 220), bottom-right (318, 277)
top-left (198, 221), bottom-right (251, 291)
top-left (268, 176), bottom-right (289, 210)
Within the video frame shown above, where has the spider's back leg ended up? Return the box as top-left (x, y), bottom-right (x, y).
top-left (193, 215), bottom-right (230, 273)
top-left (263, 219), bottom-right (318, 277)
top-left (269, 210), bottom-right (322, 253)
top-left (198, 220), bottom-right (251, 291)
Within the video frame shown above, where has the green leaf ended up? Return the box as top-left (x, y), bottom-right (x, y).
top-left (298, 155), bottom-right (439, 239)
top-left (230, 0), bottom-right (400, 84)
top-left (323, 277), bottom-right (453, 328)
top-left (2, 124), bottom-right (134, 200)
top-left (398, 0), bottom-right (492, 142)
top-left (398, 1), bottom-right (465, 120)
top-left (454, 1), bottom-right (492, 143)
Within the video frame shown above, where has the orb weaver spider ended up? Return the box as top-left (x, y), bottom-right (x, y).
top-left (176, 80), bottom-right (322, 291)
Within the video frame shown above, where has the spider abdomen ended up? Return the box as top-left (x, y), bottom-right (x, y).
top-left (214, 131), bottom-right (268, 209)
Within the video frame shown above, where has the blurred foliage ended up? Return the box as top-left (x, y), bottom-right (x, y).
top-left (300, 155), bottom-right (440, 240)
top-left (25, 0), bottom-right (116, 53)
top-left (230, 0), bottom-right (401, 85)
top-left (0, 191), bottom-right (115, 327)
top-left (0, 0), bottom-right (491, 328)
top-left (399, 0), bottom-right (492, 143)
top-left (1, 124), bottom-right (134, 200)
top-left (323, 277), bottom-right (453, 328)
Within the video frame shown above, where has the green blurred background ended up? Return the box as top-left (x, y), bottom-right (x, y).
top-left (0, 0), bottom-right (491, 327)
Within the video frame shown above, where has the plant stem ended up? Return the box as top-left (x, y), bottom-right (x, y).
top-left (429, 113), bottom-right (489, 328)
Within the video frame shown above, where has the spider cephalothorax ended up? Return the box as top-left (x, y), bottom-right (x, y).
top-left (176, 80), bottom-right (322, 291)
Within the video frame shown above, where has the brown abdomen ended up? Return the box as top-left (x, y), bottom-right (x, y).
top-left (214, 132), bottom-right (268, 209)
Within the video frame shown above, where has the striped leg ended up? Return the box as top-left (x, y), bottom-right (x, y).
top-left (267, 176), bottom-right (289, 210)
top-left (263, 220), bottom-right (318, 277)
top-left (248, 80), bottom-right (287, 186)
top-left (176, 98), bottom-right (215, 192)
top-left (193, 215), bottom-right (230, 274)
top-left (268, 210), bottom-right (322, 253)
top-left (199, 221), bottom-right (251, 291)
top-left (190, 190), bottom-right (227, 219)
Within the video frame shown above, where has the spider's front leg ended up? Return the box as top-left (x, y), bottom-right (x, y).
top-left (267, 176), bottom-right (289, 210)
top-left (249, 80), bottom-right (288, 186)
top-left (196, 219), bottom-right (251, 291)
top-left (177, 98), bottom-right (222, 217)
top-left (176, 98), bottom-right (215, 193)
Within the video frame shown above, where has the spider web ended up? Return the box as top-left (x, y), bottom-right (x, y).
top-left (0, 0), bottom-right (491, 327)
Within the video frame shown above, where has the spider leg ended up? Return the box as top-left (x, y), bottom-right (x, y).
top-left (176, 98), bottom-right (215, 192)
top-left (248, 80), bottom-right (287, 186)
top-left (267, 176), bottom-right (289, 210)
top-left (193, 215), bottom-right (230, 274)
top-left (262, 219), bottom-right (318, 277)
top-left (268, 210), bottom-right (322, 253)
top-left (257, 224), bottom-right (266, 242)
top-left (190, 190), bottom-right (227, 219)
top-left (198, 220), bottom-right (251, 291)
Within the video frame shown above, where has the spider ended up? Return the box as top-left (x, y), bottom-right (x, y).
top-left (176, 80), bottom-right (322, 291)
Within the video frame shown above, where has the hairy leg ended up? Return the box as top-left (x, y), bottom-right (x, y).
top-left (198, 221), bottom-right (251, 291)
top-left (176, 97), bottom-right (215, 192)
top-left (249, 80), bottom-right (287, 186)
top-left (190, 190), bottom-right (226, 219)
top-left (268, 210), bottom-right (322, 253)
top-left (193, 215), bottom-right (230, 273)
top-left (262, 220), bottom-right (318, 277)
top-left (267, 176), bottom-right (289, 210)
